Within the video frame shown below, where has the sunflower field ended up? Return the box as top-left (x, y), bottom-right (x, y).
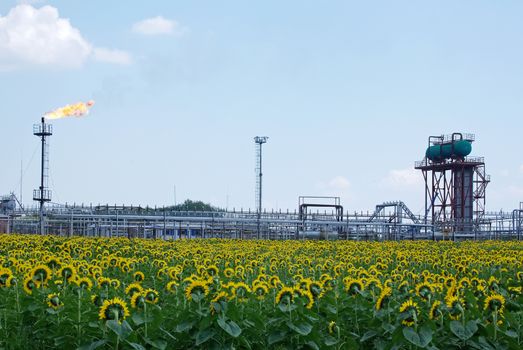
top-left (0, 235), bottom-right (521, 349)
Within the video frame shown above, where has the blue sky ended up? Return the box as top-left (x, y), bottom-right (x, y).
top-left (0, 0), bottom-right (522, 214)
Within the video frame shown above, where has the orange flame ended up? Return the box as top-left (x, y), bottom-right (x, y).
top-left (44, 100), bottom-right (95, 120)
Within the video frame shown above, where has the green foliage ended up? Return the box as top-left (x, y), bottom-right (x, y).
top-left (163, 199), bottom-right (222, 212)
top-left (0, 236), bottom-right (521, 349)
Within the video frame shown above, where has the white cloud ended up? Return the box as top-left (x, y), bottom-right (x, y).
top-left (381, 168), bottom-right (423, 189)
top-left (93, 48), bottom-right (132, 65)
top-left (17, 0), bottom-right (46, 4)
top-left (316, 176), bottom-right (351, 195)
top-left (519, 165), bottom-right (523, 174)
top-left (0, 5), bottom-right (91, 69)
top-left (0, 4), bottom-right (131, 70)
top-left (508, 185), bottom-right (523, 197)
top-left (132, 16), bottom-right (185, 36)
top-left (327, 176), bottom-right (350, 191)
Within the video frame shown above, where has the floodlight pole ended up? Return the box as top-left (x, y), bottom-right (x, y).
top-left (254, 136), bottom-right (268, 239)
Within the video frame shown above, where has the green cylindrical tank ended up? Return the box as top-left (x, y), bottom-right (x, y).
top-left (425, 140), bottom-right (472, 162)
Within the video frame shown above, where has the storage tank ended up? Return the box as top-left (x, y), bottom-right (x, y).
top-left (426, 140), bottom-right (472, 162)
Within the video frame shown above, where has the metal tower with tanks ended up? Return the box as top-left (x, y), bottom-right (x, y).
top-left (415, 133), bottom-right (490, 238)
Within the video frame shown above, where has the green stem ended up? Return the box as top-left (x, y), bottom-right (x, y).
top-left (354, 297), bottom-right (360, 336)
top-left (493, 308), bottom-right (498, 341)
top-left (114, 311), bottom-right (120, 350)
top-left (144, 302), bottom-right (148, 339)
top-left (77, 288), bottom-right (82, 346)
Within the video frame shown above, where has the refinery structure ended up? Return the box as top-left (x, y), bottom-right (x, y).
top-left (0, 117), bottom-right (522, 240)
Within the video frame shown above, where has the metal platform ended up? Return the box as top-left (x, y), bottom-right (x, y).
top-left (1, 201), bottom-right (520, 240)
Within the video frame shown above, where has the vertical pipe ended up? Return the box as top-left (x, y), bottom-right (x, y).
top-left (39, 117), bottom-right (45, 235)
top-left (257, 142), bottom-right (262, 239)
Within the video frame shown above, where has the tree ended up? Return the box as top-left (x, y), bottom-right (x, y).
top-left (164, 199), bottom-right (222, 212)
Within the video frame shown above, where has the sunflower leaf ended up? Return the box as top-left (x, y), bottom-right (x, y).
top-left (418, 326), bottom-right (433, 347)
top-left (286, 321), bottom-right (313, 336)
top-left (324, 336), bottom-right (339, 346)
top-left (77, 339), bottom-right (107, 350)
top-left (106, 320), bottom-right (132, 339)
top-left (132, 313), bottom-right (145, 326)
top-left (175, 320), bottom-right (195, 333)
top-left (126, 342), bottom-right (146, 350)
top-left (360, 330), bottom-right (378, 343)
top-left (217, 318), bottom-right (242, 338)
top-left (144, 338), bottom-right (168, 350)
top-left (450, 320), bottom-right (476, 341)
top-left (268, 330), bottom-right (287, 345)
top-left (402, 327), bottom-right (422, 347)
top-left (195, 328), bottom-right (215, 346)
top-left (305, 340), bottom-right (320, 350)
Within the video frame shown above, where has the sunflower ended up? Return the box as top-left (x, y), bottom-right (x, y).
top-left (0, 268), bottom-right (13, 287)
top-left (125, 283), bottom-right (144, 297)
top-left (257, 273), bottom-right (268, 282)
top-left (167, 268), bottom-right (179, 280)
top-left (143, 289), bottom-right (159, 304)
top-left (415, 282), bottom-right (434, 301)
top-left (488, 276), bottom-right (499, 291)
top-left (319, 273), bottom-right (331, 282)
top-left (299, 289), bottom-right (314, 309)
top-left (328, 321), bottom-right (337, 335)
top-left (484, 294), bottom-right (505, 313)
top-left (309, 281), bottom-right (324, 300)
top-left (210, 291), bottom-right (229, 314)
top-left (5, 276), bottom-right (15, 288)
top-left (166, 281), bottom-right (178, 293)
top-left (206, 265), bottom-right (219, 277)
top-left (76, 277), bottom-right (93, 290)
top-left (235, 267), bottom-right (245, 279)
top-left (134, 271), bottom-right (145, 282)
top-left (269, 276), bottom-right (281, 288)
top-left (275, 287), bottom-right (294, 305)
top-left (110, 279), bottom-right (121, 289)
top-left (58, 265), bottom-right (76, 283)
top-left (399, 299), bottom-right (420, 327)
top-left (458, 277), bottom-right (471, 289)
top-left (444, 277), bottom-right (456, 288)
top-left (130, 293), bottom-right (145, 309)
top-left (98, 297), bottom-right (130, 323)
top-left (212, 291), bottom-right (229, 304)
top-left (345, 279), bottom-right (364, 296)
top-left (232, 282), bottom-right (251, 302)
top-left (398, 280), bottom-right (410, 294)
top-left (23, 276), bottom-right (38, 295)
top-left (97, 277), bottom-right (111, 289)
top-left (31, 265), bottom-right (52, 284)
top-left (46, 257), bottom-right (61, 270)
top-left (47, 293), bottom-right (63, 309)
top-left (253, 283), bottom-right (269, 300)
top-left (223, 268), bottom-right (234, 278)
top-left (91, 294), bottom-right (104, 307)
top-left (185, 280), bottom-right (209, 300)
top-left (365, 278), bottom-right (382, 292)
top-left (376, 287), bottom-right (392, 311)
top-left (429, 301), bottom-right (442, 320)
top-left (445, 295), bottom-right (464, 320)
top-left (485, 311), bottom-right (504, 325)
